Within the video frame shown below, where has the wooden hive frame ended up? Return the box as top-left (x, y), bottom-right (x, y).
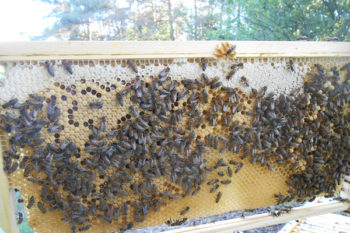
top-left (0, 41), bottom-right (350, 233)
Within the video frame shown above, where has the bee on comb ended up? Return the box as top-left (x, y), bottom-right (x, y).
top-left (240, 76), bottom-right (249, 87)
top-left (62, 60), bottom-right (73, 75)
top-left (287, 59), bottom-right (294, 72)
top-left (44, 61), bottom-right (54, 77)
top-left (127, 60), bottom-right (138, 73)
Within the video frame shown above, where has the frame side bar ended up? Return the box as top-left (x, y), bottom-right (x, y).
top-left (0, 137), bottom-right (19, 233)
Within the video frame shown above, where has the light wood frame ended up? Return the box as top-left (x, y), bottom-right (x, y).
top-left (0, 41), bottom-right (349, 233)
top-left (0, 41), bottom-right (349, 61)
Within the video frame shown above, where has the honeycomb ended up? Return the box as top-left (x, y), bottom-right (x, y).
top-left (0, 55), bottom-right (349, 233)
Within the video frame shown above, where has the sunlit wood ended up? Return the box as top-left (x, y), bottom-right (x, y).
top-left (0, 41), bottom-right (349, 61)
top-left (165, 201), bottom-right (350, 233)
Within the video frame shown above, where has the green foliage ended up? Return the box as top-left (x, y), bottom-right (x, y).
top-left (241, 0), bottom-right (350, 41)
top-left (125, 0), bottom-right (170, 40)
top-left (33, 0), bottom-right (350, 41)
top-left (33, 0), bottom-right (112, 40)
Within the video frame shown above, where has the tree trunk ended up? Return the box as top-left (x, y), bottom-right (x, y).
top-left (194, 0), bottom-right (198, 40)
top-left (87, 18), bottom-right (92, 40)
top-left (168, 0), bottom-right (175, 40)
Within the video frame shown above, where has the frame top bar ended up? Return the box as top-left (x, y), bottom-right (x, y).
top-left (0, 41), bottom-right (349, 61)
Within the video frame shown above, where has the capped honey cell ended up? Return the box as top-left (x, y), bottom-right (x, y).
top-left (0, 56), bottom-right (349, 233)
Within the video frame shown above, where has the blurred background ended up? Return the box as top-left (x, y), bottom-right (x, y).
top-left (1, 1), bottom-right (350, 233)
top-left (0, 0), bottom-right (349, 41)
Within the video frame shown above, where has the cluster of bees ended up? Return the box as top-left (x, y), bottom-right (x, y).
top-left (274, 62), bottom-right (350, 203)
top-left (214, 42), bottom-right (237, 59)
top-left (1, 53), bottom-right (350, 233)
top-left (268, 205), bottom-right (293, 217)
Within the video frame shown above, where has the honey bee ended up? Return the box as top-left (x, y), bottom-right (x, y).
top-left (37, 201), bottom-right (46, 214)
top-left (17, 212), bottom-right (23, 224)
top-left (27, 196), bottom-right (35, 209)
top-left (227, 63), bottom-right (243, 80)
top-left (99, 214), bottom-right (112, 224)
top-left (201, 58), bottom-right (207, 71)
top-left (216, 191), bottom-right (222, 203)
top-left (89, 102), bottom-right (103, 109)
top-left (226, 44), bottom-right (236, 55)
top-left (44, 61), bottom-right (54, 77)
top-left (159, 67), bottom-right (170, 80)
top-left (217, 171), bottom-right (224, 176)
top-left (192, 186), bottom-right (201, 196)
top-left (127, 60), bottom-right (138, 73)
top-left (2, 98), bottom-right (18, 109)
top-left (207, 179), bottom-right (219, 185)
top-left (226, 69), bottom-right (235, 81)
top-left (340, 63), bottom-right (350, 72)
top-left (78, 225), bottom-right (91, 232)
top-left (214, 42), bottom-right (236, 59)
top-left (287, 59), bottom-right (294, 72)
top-left (240, 76), bottom-right (249, 87)
top-left (62, 60), bottom-right (73, 74)
top-left (227, 167), bottom-right (233, 177)
top-left (126, 222), bottom-right (134, 230)
top-left (166, 218), bottom-right (187, 226)
top-left (210, 184), bottom-right (219, 193)
top-left (221, 180), bottom-right (231, 184)
top-left (235, 163), bottom-right (243, 173)
top-left (180, 206), bottom-right (190, 215)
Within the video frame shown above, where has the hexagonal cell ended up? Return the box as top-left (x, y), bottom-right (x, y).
top-left (0, 57), bottom-right (348, 233)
